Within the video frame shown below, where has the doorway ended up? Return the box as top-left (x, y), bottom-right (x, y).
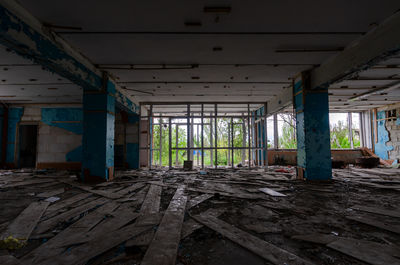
top-left (18, 125), bottom-right (38, 168)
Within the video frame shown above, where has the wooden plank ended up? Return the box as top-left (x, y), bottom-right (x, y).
top-left (21, 202), bottom-right (121, 264)
top-left (259, 187), bottom-right (286, 197)
top-left (186, 194), bottom-right (213, 209)
top-left (34, 197), bottom-right (108, 234)
top-left (124, 184), bottom-right (162, 248)
top-left (42, 222), bottom-right (151, 265)
top-left (58, 180), bottom-right (121, 199)
top-left (327, 238), bottom-right (400, 265)
top-left (41, 195), bottom-right (96, 221)
top-left (141, 186), bottom-right (188, 265)
top-left (359, 147), bottom-right (391, 166)
top-left (291, 234), bottom-right (338, 245)
top-left (181, 208), bottom-right (225, 239)
top-left (192, 213), bottom-right (313, 265)
top-left (346, 215), bottom-right (400, 234)
top-left (351, 205), bottom-right (400, 218)
top-left (0, 255), bottom-right (22, 265)
top-left (114, 183), bottom-right (146, 197)
top-left (2, 179), bottom-right (54, 188)
top-left (148, 181), bottom-right (263, 200)
top-left (44, 193), bottom-right (92, 214)
top-left (1, 201), bottom-right (49, 243)
top-left (139, 183), bottom-right (162, 214)
top-left (36, 188), bottom-right (65, 198)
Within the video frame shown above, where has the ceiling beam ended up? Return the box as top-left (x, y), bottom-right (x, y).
top-left (0, 0), bottom-right (139, 113)
top-left (266, 10), bottom-right (400, 115)
top-left (311, 10), bottom-right (400, 89)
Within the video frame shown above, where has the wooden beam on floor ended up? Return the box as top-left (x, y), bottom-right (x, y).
top-left (141, 185), bottom-right (188, 265)
top-left (192, 212), bottom-right (313, 265)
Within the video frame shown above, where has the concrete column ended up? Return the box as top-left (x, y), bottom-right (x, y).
top-left (294, 72), bottom-right (332, 180)
top-left (125, 114), bottom-right (140, 169)
top-left (82, 78), bottom-right (116, 182)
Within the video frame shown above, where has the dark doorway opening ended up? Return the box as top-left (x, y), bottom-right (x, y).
top-left (18, 125), bottom-right (38, 168)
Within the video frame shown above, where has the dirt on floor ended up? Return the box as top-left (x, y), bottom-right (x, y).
top-left (0, 166), bottom-right (399, 265)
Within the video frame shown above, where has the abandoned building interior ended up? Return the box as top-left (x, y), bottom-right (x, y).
top-left (0, 1), bottom-right (400, 264)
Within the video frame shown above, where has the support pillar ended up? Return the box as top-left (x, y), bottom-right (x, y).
top-left (82, 77), bottom-right (115, 182)
top-left (294, 72), bottom-right (332, 180)
top-left (125, 113), bottom-right (140, 169)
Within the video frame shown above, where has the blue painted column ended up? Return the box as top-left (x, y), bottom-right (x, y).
top-left (82, 77), bottom-right (115, 182)
top-left (294, 72), bottom-right (332, 180)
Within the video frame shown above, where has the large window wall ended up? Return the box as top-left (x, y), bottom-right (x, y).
top-left (266, 111), bottom-right (363, 150)
top-left (140, 103), bottom-right (266, 169)
top-left (141, 105), bottom-right (366, 169)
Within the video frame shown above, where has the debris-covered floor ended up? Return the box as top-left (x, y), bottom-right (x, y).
top-left (0, 167), bottom-right (399, 265)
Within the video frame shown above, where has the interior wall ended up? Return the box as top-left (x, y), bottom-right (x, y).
top-left (373, 103), bottom-right (400, 163)
top-left (0, 105), bottom-right (140, 170)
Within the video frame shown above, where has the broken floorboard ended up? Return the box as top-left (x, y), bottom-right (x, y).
top-left (141, 185), bottom-right (188, 265)
top-left (346, 215), bottom-right (400, 234)
top-left (351, 205), bottom-right (400, 218)
top-left (293, 233), bottom-right (400, 265)
top-left (1, 201), bottom-right (49, 244)
top-left (34, 197), bottom-right (108, 234)
top-left (191, 212), bottom-right (313, 265)
top-left (125, 183), bottom-right (162, 249)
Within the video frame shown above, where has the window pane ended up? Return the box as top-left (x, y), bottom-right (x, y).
top-left (277, 113), bottom-right (297, 149)
top-left (352, 113), bottom-right (361, 148)
top-left (330, 113), bottom-right (350, 149)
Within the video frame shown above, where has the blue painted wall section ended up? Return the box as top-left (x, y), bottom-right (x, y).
top-left (375, 111), bottom-right (394, 160)
top-left (82, 80), bottom-right (116, 181)
top-left (294, 75), bottom-right (332, 180)
top-left (41, 108), bottom-right (83, 162)
top-left (6, 108), bottom-right (23, 165)
top-left (125, 114), bottom-right (140, 169)
top-left (41, 108), bottom-right (83, 135)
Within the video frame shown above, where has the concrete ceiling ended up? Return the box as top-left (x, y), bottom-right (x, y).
top-left (1, 0), bottom-right (399, 111)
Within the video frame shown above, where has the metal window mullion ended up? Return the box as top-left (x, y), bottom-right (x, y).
top-left (168, 117), bottom-right (172, 169)
top-left (247, 104), bottom-right (251, 168)
top-left (348, 112), bottom-right (354, 149)
top-left (201, 104), bottom-right (204, 169)
top-left (231, 117), bottom-right (234, 168)
top-left (215, 104), bottom-right (218, 168)
top-left (187, 104), bottom-right (190, 161)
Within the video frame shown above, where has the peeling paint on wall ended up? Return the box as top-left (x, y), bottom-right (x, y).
top-left (375, 111), bottom-right (394, 160)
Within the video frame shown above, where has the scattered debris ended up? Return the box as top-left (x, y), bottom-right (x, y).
top-left (0, 166), bottom-right (398, 264)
